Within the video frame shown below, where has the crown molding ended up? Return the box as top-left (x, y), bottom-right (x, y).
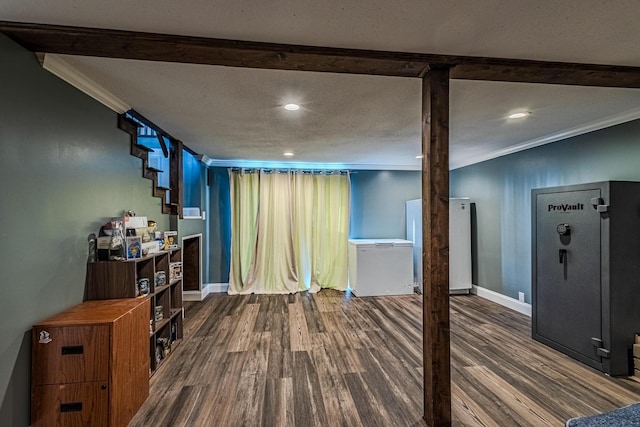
top-left (450, 107), bottom-right (640, 170)
top-left (204, 158), bottom-right (421, 171)
top-left (40, 53), bottom-right (130, 113)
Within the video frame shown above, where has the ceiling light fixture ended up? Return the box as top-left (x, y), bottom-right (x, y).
top-left (415, 154), bottom-right (424, 159)
top-left (283, 103), bottom-right (301, 111)
top-left (508, 111), bottom-right (530, 119)
top-left (283, 152), bottom-right (294, 157)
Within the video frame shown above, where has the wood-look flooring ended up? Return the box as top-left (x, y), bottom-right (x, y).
top-left (129, 291), bottom-right (640, 426)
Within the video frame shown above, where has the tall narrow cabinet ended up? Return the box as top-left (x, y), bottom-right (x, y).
top-left (86, 248), bottom-right (184, 374)
top-left (405, 197), bottom-right (472, 293)
top-left (31, 298), bottom-right (149, 427)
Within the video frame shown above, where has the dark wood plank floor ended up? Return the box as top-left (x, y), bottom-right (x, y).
top-left (129, 291), bottom-right (640, 426)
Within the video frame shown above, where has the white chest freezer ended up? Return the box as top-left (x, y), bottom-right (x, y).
top-left (348, 239), bottom-right (414, 297)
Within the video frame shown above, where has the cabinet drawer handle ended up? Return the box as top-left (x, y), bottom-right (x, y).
top-left (61, 345), bottom-right (84, 355)
top-left (60, 402), bottom-right (82, 412)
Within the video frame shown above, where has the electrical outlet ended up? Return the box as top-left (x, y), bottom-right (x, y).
top-left (518, 292), bottom-right (525, 303)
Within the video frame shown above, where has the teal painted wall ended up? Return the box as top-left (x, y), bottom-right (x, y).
top-left (208, 167), bottom-right (231, 283)
top-left (0, 35), bottom-right (172, 425)
top-left (350, 170), bottom-right (421, 239)
top-left (450, 119), bottom-right (640, 303)
top-left (183, 151), bottom-right (203, 209)
top-left (173, 151), bottom-right (208, 283)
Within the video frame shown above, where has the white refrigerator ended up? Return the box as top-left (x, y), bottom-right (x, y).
top-left (348, 239), bottom-right (414, 297)
top-left (405, 198), bottom-right (472, 293)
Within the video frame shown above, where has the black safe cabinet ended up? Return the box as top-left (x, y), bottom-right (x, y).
top-left (532, 181), bottom-right (640, 376)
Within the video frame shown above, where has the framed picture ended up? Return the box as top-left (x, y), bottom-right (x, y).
top-left (126, 236), bottom-right (142, 259)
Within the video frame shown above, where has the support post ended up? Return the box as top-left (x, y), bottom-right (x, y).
top-left (169, 138), bottom-right (184, 218)
top-left (422, 66), bottom-right (451, 427)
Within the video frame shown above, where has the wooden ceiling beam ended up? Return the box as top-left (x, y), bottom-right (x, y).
top-left (0, 21), bottom-right (431, 77)
top-left (450, 61), bottom-right (640, 87)
top-left (2, 21), bottom-right (640, 88)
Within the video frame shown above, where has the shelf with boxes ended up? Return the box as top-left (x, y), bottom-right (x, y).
top-left (86, 247), bottom-right (184, 376)
top-left (634, 334), bottom-right (640, 381)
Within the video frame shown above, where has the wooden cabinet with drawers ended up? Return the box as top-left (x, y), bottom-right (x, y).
top-left (31, 298), bottom-right (150, 427)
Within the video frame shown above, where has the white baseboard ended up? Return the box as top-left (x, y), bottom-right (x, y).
top-left (183, 283), bottom-right (229, 301)
top-left (183, 290), bottom-right (206, 301)
top-left (471, 285), bottom-right (532, 317)
top-left (208, 283), bottom-right (229, 293)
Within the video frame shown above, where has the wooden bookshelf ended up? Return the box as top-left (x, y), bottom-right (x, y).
top-left (86, 248), bottom-right (184, 375)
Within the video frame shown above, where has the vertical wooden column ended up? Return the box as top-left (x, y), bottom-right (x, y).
top-left (422, 66), bottom-right (451, 427)
top-left (169, 138), bottom-right (184, 218)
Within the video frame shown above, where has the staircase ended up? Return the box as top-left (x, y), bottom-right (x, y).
top-left (118, 115), bottom-right (182, 216)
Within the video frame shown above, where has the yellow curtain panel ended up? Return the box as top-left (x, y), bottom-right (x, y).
top-left (228, 169), bottom-right (350, 294)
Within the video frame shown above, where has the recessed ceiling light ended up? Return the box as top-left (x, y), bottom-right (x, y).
top-left (508, 111), bottom-right (530, 119)
top-left (283, 151), bottom-right (294, 157)
top-left (284, 103), bottom-right (301, 111)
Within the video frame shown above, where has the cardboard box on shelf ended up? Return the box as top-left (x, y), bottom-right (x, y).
top-left (124, 216), bottom-right (148, 229)
top-left (142, 241), bottom-right (160, 256)
top-left (169, 262), bottom-right (182, 281)
top-left (633, 334), bottom-right (640, 381)
top-left (163, 231), bottom-right (178, 250)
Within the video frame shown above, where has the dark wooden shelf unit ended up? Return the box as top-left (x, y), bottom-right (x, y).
top-left (86, 248), bottom-right (184, 375)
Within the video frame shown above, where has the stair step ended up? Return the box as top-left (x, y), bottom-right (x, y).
top-left (169, 204), bottom-right (180, 215)
top-left (143, 168), bottom-right (158, 181)
top-left (136, 144), bottom-right (154, 153)
top-left (153, 186), bottom-right (169, 198)
top-left (160, 203), bottom-right (180, 215)
top-left (118, 115), bottom-right (139, 134)
top-left (147, 166), bottom-right (163, 173)
top-left (162, 204), bottom-right (173, 214)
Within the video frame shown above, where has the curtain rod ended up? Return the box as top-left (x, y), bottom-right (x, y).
top-left (230, 167), bottom-right (349, 175)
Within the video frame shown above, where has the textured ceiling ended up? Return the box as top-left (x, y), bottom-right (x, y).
top-left (3, 1), bottom-right (640, 169)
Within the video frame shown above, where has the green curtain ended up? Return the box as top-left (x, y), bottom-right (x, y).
top-left (228, 169), bottom-right (350, 294)
top-left (228, 171), bottom-right (259, 288)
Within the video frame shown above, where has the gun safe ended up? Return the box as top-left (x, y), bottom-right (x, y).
top-left (532, 181), bottom-right (640, 376)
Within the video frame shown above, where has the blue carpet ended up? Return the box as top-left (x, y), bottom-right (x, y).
top-left (567, 402), bottom-right (640, 426)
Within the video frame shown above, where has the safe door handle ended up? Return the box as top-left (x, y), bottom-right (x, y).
top-left (559, 249), bottom-right (567, 264)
